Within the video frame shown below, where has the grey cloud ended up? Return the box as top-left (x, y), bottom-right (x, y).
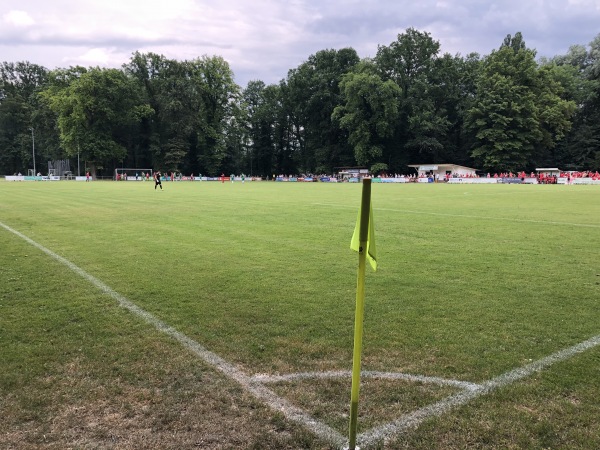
top-left (0, 33), bottom-right (179, 48)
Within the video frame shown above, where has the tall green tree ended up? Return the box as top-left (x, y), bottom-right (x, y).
top-left (41, 67), bottom-right (152, 176)
top-left (466, 33), bottom-right (575, 172)
top-left (375, 28), bottom-right (454, 169)
top-left (193, 55), bottom-right (240, 175)
top-left (333, 62), bottom-right (401, 173)
top-left (551, 34), bottom-right (600, 170)
top-left (0, 61), bottom-right (49, 174)
top-left (125, 52), bottom-right (201, 172)
top-left (448, 53), bottom-right (482, 166)
top-left (242, 80), bottom-right (275, 176)
top-left (36, 66), bottom-right (89, 171)
top-left (285, 48), bottom-right (359, 174)
top-left (124, 53), bottom-right (240, 176)
top-left (122, 52), bottom-right (167, 170)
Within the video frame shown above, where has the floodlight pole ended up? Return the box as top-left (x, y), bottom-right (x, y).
top-left (29, 127), bottom-right (36, 175)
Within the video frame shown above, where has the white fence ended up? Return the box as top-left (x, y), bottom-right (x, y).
top-left (5, 175), bottom-right (61, 181)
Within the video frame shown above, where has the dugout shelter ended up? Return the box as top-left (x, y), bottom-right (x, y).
top-left (408, 164), bottom-right (478, 180)
top-left (535, 168), bottom-right (561, 177)
top-left (335, 166), bottom-right (369, 180)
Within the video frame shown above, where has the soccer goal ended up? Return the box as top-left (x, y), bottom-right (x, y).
top-left (115, 168), bottom-right (153, 181)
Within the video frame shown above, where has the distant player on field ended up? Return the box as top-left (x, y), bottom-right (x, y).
top-left (154, 171), bottom-right (163, 190)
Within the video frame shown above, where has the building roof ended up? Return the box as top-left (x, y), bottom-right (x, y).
top-left (407, 164), bottom-right (478, 172)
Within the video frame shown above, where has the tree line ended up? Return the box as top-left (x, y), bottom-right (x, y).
top-left (1, 28), bottom-right (599, 178)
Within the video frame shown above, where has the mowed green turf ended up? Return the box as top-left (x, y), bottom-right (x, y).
top-left (1, 179), bottom-right (599, 449)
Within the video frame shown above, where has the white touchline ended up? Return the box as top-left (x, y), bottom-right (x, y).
top-left (0, 221), bottom-right (346, 448)
top-left (3, 219), bottom-right (599, 449)
top-left (314, 203), bottom-right (600, 229)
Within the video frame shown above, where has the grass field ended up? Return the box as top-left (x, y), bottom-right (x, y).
top-left (1, 179), bottom-right (599, 449)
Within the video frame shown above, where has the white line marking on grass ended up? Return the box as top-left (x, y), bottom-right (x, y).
top-left (0, 221), bottom-right (347, 448)
top-left (314, 203), bottom-right (600, 228)
top-left (358, 333), bottom-right (600, 447)
top-left (252, 370), bottom-right (481, 391)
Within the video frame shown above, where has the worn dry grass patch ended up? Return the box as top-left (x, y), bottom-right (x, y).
top-left (270, 376), bottom-right (458, 435)
top-left (1, 338), bottom-right (334, 450)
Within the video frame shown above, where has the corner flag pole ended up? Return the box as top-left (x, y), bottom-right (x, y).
top-left (348, 178), bottom-right (375, 450)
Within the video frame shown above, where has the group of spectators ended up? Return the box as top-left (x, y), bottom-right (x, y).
top-left (111, 169), bottom-right (600, 182)
top-left (424, 171), bottom-right (600, 183)
top-left (536, 173), bottom-right (558, 184)
top-left (274, 173), bottom-right (330, 179)
top-left (531, 171), bottom-right (600, 184)
top-left (115, 172), bottom-right (189, 181)
top-left (378, 173), bottom-right (474, 181)
top-left (560, 171), bottom-right (600, 179)
top-left (115, 172), bottom-right (152, 181)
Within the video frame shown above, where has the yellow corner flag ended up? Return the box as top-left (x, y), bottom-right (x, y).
top-left (350, 190), bottom-right (377, 271)
top-left (348, 178), bottom-right (376, 450)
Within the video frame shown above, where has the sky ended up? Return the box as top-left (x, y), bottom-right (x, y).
top-left (1, 0), bottom-right (599, 87)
